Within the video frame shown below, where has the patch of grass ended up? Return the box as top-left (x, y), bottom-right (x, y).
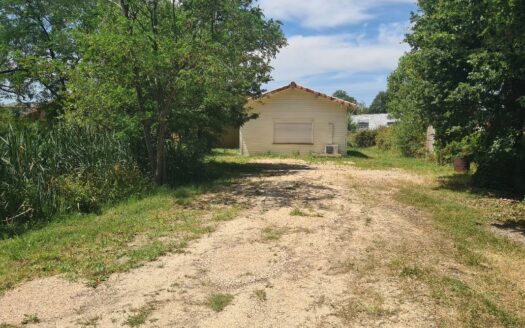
top-left (337, 289), bottom-right (395, 321)
top-left (254, 289), bottom-right (267, 302)
top-left (290, 208), bottom-right (306, 216)
top-left (399, 265), bottom-right (425, 278)
top-left (207, 293), bottom-right (234, 312)
top-left (124, 302), bottom-right (157, 327)
top-left (391, 185), bottom-right (525, 327)
top-left (0, 188), bottom-right (236, 292)
top-left (0, 323), bottom-right (20, 328)
top-left (20, 314), bottom-right (39, 325)
top-left (77, 316), bottom-right (100, 327)
top-left (261, 227), bottom-right (284, 241)
top-left (290, 207), bottom-right (323, 217)
top-left (345, 147), bottom-right (452, 176)
top-left (212, 207), bottom-right (240, 222)
top-left (395, 187), bottom-right (519, 262)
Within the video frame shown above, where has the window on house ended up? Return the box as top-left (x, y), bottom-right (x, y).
top-left (274, 122), bottom-right (313, 144)
top-left (357, 121), bottom-right (369, 130)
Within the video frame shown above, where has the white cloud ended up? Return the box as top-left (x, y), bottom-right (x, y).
top-left (258, 0), bottom-right (415, 28)
top-left (269, 25), bottom-right (409, 86)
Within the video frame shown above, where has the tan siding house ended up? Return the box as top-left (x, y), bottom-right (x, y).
top-left (240, 82), bottom-right (354, 156)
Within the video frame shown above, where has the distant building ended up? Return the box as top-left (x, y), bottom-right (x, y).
top-left (351, 113), bottom-right (397, 130)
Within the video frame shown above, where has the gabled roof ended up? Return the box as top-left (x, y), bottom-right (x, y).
top-left (252, 81), bottom-right (356, 109)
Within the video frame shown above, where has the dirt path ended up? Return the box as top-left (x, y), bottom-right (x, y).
top-left (1, 159), bottom-right (447, 327)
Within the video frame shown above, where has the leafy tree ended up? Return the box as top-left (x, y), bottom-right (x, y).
top-left (387, 55), bottom-right (427, 157)
top-left (67, 0), bottom-right (286, 185)
top-left (368, 91), bottom-right (388, 114)
top-left (332, 90), bottom-right (356, 104)
top-left (0, 0), bottom-right (95, 114)
top-left (388, 0), bottom-right (525, 193)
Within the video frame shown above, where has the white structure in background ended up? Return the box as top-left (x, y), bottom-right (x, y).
top-left (351, 113), bottom-right (398, 130)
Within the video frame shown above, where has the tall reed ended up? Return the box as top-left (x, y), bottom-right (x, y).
top-left (0, 124), bottom-right (147, 234)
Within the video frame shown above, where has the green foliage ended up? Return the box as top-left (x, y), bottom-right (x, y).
top-left (207, 293), bottom-right (234, 312)
top-left (368, 91), bottom-right (388, 114)
top-left (332, 90), bottom-right (357, 104)
top-left (388, 0), bottom-right (525, 194)
top-left (354, 130), bottom-right (378, 148)
top-left (0, 124), bottom-right (147, 233)
top-left (0, 0), bottom-right (96, 114)
top-left (375, 127), bottom-right (394, 151)
top-left (387, 55), bottom-right (428, 158)
top-left (68, 0), bottom-right (286, 185)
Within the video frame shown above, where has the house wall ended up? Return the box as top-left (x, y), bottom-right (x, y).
top-left (240, 88), bottom-right (348, 155)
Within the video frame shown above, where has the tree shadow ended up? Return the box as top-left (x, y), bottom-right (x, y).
top-left (197, 161), bottom-right (335, 209)
top-left (492, 220), bottom-right (525, 237)
top-left (346, 149), bottom-right (370, 159)
top-left (435, 174), bottom-right (524, 201)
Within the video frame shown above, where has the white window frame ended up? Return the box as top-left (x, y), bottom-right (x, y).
top-left (273, 120), bottom-right (314, 145)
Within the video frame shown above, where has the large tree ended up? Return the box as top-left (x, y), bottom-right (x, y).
top-left (368, 91), bottom-right (388, 114)
top-left (0, 0), bottom-right (95, 111)
top-left (68, 0), bottom-right (286, 184)
top-left (388, 0), bottom-right (525, 192)
top-left (332, 90), bottom-right (356, 104)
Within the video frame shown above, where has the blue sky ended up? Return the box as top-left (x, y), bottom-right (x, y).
top-left (258, 0), bottom-right (418, 105)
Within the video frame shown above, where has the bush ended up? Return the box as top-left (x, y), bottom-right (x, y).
top-left (393, 119), bottom-right (426, 157)
top-left (354, 129), bottom-right (378, 148)
top-left (0, 124), bottom-right (148, 232)
top-left (376, 127), bottom-right (395, 150)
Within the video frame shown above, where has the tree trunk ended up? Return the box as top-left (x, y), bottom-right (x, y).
top-left (154, 106), bottom-right (169, 185)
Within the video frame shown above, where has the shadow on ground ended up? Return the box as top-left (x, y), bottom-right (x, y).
top-left (436, 174), bottom-right (524, 201)
top-left (347, 150), bottom-right (370, 159)
top-left (492, 220), bottom-right (525, 237)
top-left (203, 161), bottom-right (334, 209)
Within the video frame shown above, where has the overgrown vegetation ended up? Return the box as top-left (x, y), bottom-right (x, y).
top-left (353, 129), bottom-right (378, 148)
top-left (0, 0), bottom-right (286, 230)
top-left (0, 124), bottom-right (146, 235)
top-left (387, 0), bottom-right (525, 194)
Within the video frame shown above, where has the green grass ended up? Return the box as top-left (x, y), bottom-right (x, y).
top-left (290, 208), bottom-right (306, 216)
top-left (387, 169), bottom-right (525, 327)
top-left (344, 147), bottom-right (452, 175)
top-left (395, 187), bottom-right (522, 264)
top-left (21, 314), bottom-right (40, 325)
top-left (206, 293), bottom-right (234, 312)
top-left (253, 289), bottom-right (267, 301)
top-left (211, 147), bottom-right (452, 177)
top-left (124, 301), bottom-right (157, 327)
top-left (261, 227), bottom-right (284, 241)
top-left (0, 187), bottom-right (234, 293)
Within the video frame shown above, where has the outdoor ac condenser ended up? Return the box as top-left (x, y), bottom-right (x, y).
top-left (324, 144), bottom-right (339, 155)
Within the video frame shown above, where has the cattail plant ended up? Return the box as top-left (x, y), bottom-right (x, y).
top-left (0, 124), bottom-right (147, 233)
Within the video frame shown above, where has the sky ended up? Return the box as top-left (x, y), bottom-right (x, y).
top-left (258, 0), bottom-right (418, 105)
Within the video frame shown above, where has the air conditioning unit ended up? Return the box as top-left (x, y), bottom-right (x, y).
top-left (324, 144), bottom-right (339, 155)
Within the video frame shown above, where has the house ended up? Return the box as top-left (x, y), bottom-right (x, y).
top-left (240, 82), bottom-right (355, 156)
top-left (351, 113), bottom-right (397, 130)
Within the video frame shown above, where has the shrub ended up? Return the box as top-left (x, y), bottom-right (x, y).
top-left (0, 124), bottom-right (147, 232)
top-left (376, 127), bottom-right (395, 150)
top-left (393, 119), bottom-right (426, 157)
top-left (354, 130), bottom-right (378, 148)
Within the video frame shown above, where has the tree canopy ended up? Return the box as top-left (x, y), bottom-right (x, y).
top-left (66, 0), bottom-right (286, 184)
top-left (388, 0), bottom-right (525, 193)
top-left (0, 0), bottom-right (286, 185)
top-left (368, 91), bottom-right (388, 114)
top-left (332, 90), bottom-right (356, 104)
top-left (0, 0), bottom-right (95, 112)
